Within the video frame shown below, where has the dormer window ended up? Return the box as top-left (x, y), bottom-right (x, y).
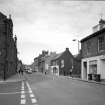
top-left (98, 36), bottom-right (104, 52)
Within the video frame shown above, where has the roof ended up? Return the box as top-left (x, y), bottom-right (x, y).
top-left (0, 12), bottom-right (6, 19)
top-left (81, 27), bottom-right (105, 43)
top-left (51, 52), bottom-right (63, 61)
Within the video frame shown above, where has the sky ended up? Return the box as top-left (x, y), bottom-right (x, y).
top-left (0, 0), bottom-right (105, 64)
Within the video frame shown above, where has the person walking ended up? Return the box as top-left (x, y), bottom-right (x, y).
top-left (70, 68), bottom-right (72, 77)
top-left (17, 60), bottom-right (24, 77)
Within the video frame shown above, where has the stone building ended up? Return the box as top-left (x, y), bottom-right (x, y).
top-left (37, 50), bottom-right (48, 73)
top-left (0, 12), bottom-right (17, 79)
top-left (81, 19), bottom-right (105, 80)
top-left (50, 48), bottom-right (80, 76)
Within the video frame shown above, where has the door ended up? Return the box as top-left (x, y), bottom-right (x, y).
top-left (83, 62), bottom-right (87, 80)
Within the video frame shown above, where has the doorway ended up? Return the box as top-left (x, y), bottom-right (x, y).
top-left (83, 62), bottom-right (87, 80)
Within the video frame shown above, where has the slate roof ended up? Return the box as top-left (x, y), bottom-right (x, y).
top-left (81, 28), bottom-right (105, 43)
top-left (51, 53), bottom-right (63, 61)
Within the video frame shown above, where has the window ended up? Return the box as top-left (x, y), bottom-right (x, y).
top-left (61, 60), bottom-right (64, 68)
top-left (98, 36), bottom-right (104, 52)
top-left (89, 60), bottom-right (97, 74)
top-left (86, 40), bottom-right (91, 55)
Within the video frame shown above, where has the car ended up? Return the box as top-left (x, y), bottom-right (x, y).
top-left (25, 67), bottom-right (32, 74)
top-left (27, 70), bottom-right (32, 74)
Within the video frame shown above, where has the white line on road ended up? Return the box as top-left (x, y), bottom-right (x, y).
top-left (26, 81), bottom-right (32, 91)
top-left (31, 98), bottom-right (37, 103)
top-left (29, 90), bottom-right (32, 93)
top-left (0, 91), bottom-right (21, 94)
top-left (26, 81), bottom-right (38, 104)
top-left (22, 81), bottom-right (24, 88)
top-left (21, 94), bottom-right (25, 98)
top-left (21, 99), bottom-right (26, 104)
top-left (21, 90), bottom-right (25, 94)
top-left (30, 93), bottom-right (35, 98)
top-left (20, 81), bottom-right (26, 104)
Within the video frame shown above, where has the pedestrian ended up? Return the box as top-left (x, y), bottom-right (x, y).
top-left (70, 68), bottom-right (72, 77)
top-left (20, 67), bottom-right (24, 76)
top-left (17, 62), bottom-right (21, 76)
top-left (17, 60), bottom-right (24, 77)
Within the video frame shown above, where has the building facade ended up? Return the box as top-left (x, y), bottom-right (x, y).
top-left (44, 52), bottom-right (57, 74)
top-left (51, 48), bottom-right (75, 76)
top-left (0, 12), bottom-right (17, 79)
top-left (81, 19), bottom-right (105, 80)
top-left (33, 57), bottom-right (38, 72)
top-left (37, 50), bottom-right (48, 73)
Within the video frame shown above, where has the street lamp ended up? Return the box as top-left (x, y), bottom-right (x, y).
top-left (72, 39), bottom-right (80, 54)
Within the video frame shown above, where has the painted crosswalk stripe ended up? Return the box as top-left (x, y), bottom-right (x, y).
top-left (31, 98), bottom-right (37, 103)
top-left (21, 99), bottom-right (26, 104)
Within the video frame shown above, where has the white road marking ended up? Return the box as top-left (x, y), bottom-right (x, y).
top-left (21, 91), bottom-right (25, 94)
top-left (20, 81), bottom-right (26, 104)
top-left (26, 81), bottom-right (38, 104)
top-left (21, 99), bottom-right (26, 104)
top-left (31, 98), bottom-right (37, 103)
top-left (22, 86), bottom-right (24, 89)
top-left (26, 81), bottom-right (32, 90)
top-left (29, 90), bottom-right (32, 93)
top-left (0, 91), bottom-right (21, 94)
top-left (22, 81), bottom-right (24, 87)
top-left (30, 94), bottom-right (35, 98)
top-left (21, 94), bottom-right (25, 98)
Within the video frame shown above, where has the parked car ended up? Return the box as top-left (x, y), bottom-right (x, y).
top-left (25, 67), bottom-right (32, 74)
top-left (27, 70), bottom-right (32, 74)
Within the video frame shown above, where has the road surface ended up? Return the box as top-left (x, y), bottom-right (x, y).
top-left (0, 72), bottom-right (105, 105)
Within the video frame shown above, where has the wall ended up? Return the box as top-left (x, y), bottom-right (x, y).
top-left (0, 12), bottom-right (17, 79)
top-left (100, 59), bottom-right (105, 79)
top-left (58, 49), bottom-right (74, 76)
top-left (81, 55), bottom-right (105, 80)
top-left (81, 32), bottom-right (105, 58)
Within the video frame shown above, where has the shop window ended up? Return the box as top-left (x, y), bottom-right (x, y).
top-left (89, 60), bottom-right (97, 74)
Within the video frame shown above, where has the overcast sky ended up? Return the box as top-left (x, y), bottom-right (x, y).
top-left (0, 0), bottom-right (105, 64)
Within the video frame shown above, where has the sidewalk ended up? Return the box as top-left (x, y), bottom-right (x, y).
top-left (37, 72), bottom-right (105, 85)
top-left (0, 73), bottom-right (25, 83)
top-left (65, 76), bottom-right (105, 85)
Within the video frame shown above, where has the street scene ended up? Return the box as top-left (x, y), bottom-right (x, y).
top-left (0, 0), bottom-right (105, 105)
top-left (0, 72), bottom-right (105, 105)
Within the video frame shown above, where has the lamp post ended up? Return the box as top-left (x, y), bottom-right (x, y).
top-left (72, 39), bottom-right (80, 54)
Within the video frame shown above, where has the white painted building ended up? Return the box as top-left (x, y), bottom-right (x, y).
top-left (81, 55), bottom-right (105, 80)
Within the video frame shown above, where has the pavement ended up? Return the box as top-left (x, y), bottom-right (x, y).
top-left (59, 75), bottom-right (105, 85)
top-left (0, 71), bottom-right (105, 85)
top-left (0, 73), bottom-right (25, 83)
top-left (45, 73), bottom-right (105, 85)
